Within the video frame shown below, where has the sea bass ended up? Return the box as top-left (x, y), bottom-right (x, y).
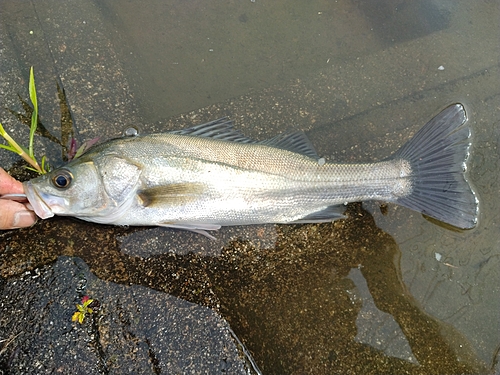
top-left (23, 104), bottom-right (478, 237)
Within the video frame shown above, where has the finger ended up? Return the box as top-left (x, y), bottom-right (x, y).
top-left (0, 200), bottom-right (37, 229)
top-left (0, 169), bottom-right (24, 195)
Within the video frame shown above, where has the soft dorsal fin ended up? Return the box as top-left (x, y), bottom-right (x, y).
top-left (259, 131), bottom-right (319, 159)
top-left (171, 118), bottom-right (319, 158)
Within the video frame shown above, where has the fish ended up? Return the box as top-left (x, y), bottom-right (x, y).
top-left (23, 104), bottom-right (478, 238)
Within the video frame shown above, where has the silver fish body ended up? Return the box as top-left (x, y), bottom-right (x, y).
top-left (24, 104), bottom-right (478, 236)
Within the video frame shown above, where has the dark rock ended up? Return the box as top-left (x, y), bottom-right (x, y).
top-left (0, 256), bottom-right (249, 375)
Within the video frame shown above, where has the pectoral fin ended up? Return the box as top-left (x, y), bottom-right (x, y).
top-left (137, 183), bottom-right (205, 207)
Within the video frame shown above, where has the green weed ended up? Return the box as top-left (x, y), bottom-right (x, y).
top-left (0, 67), bottom-right (49, 174)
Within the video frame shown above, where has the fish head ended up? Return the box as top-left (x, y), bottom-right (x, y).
top-left (23, 154), bottom-right (142, 222)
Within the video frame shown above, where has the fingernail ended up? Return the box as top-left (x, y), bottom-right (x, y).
top-left (13, 211), bottom-right (37, 228)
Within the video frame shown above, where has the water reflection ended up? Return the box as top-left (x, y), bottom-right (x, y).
top-left (354, 0), bottom-right (451, 44)
top-left (0, 203), bottom-right (488, 374)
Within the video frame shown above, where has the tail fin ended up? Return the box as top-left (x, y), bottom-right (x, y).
top-left (390, 104), bottom-right (478, 229)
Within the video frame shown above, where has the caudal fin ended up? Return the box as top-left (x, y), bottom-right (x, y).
top-left (390, 104), bottom-right (478, 229)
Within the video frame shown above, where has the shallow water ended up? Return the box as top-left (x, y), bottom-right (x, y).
top-left (0, 0), bottom-right (499, 374)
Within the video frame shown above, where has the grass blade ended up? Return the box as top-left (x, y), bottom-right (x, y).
top-left (28, 66), bottom-right (38, 159)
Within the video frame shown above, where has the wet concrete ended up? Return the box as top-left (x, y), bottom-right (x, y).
top-left (0, 0), bottom-right (499, 374)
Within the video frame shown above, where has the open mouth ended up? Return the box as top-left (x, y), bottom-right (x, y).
top-left (23, 181), bottom-right (55, 219)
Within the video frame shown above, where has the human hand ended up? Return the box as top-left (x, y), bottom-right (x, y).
top-left (0, 168), bottom-right (37, 229)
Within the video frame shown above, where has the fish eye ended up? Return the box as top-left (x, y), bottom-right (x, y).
top-left (52, 170), bottom-right (73, 189)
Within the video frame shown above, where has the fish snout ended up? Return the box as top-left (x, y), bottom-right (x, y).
top-left (23, 181), bottom-right (55, 219)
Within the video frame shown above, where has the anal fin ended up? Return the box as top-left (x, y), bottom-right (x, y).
top-left (292, 205), bottom-right (346, 223)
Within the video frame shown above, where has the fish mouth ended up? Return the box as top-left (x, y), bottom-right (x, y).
top-left (23, 181), bottom-right (55, 219)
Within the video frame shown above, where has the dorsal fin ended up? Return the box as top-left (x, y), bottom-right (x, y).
top-left (259, 131), bottom-right (319, 159)
top-left (171, 118), bottom-right (319, 158)
top-left (169, 118), bottom-right (255, 143)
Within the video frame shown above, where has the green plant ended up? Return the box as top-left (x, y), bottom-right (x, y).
top-left (72, 295), bottom-right (95, 324)
top-left (0, 67), bottom-right (49, 174)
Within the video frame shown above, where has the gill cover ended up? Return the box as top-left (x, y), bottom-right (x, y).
top-left (93, 155), bottom-right (142, 205)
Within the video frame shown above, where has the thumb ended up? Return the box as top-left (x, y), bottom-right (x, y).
top-left (0, 200), bottom-right (37, 229)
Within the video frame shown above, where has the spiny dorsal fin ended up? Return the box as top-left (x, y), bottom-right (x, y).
top-left (171, 118), bottom-right (320, 159)
top-left (169, 118), bottom-right (255, 143)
